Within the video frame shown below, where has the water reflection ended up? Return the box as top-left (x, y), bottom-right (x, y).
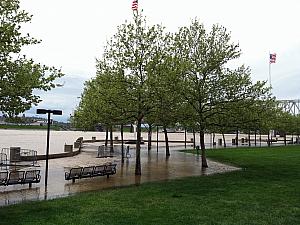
top-left (0, 187), bottom-right (40, 206)
top-left (43, 187), bottom-right (48, 201)
top-left (134, 175), bottom-right (141, 186)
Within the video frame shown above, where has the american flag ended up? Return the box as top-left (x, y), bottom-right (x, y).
top-left (270, 53), bottom-right (276, 63)
top-left (132, 0), bottom-right (138, 11)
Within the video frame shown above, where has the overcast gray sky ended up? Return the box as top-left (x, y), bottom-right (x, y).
top-left (20, 0), bottom-right (300, 122)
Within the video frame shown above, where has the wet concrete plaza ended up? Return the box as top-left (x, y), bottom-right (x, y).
top-left (0, 142), bottom-right (239, 206)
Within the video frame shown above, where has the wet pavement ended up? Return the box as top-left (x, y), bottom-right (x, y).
top-left (0, 143), bottom-right (239, 206)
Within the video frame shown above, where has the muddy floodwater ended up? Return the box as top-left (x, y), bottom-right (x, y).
top-left (0, 129), bottom-right (275, 156)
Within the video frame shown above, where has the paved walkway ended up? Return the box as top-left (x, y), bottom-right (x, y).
top-left (0, 143), bottom-right (239, 206)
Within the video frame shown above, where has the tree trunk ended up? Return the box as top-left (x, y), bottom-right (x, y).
top-left (254, 130), bottom-right (257, 146)
top-left (236, 129), bottom-right (239, 146)
top-left (213, 133), bottom-right (215, 147)
top-left (130, 124), bottom-right (134, 133)
top-left (163, 126), bottom-right (170, 157)
top-left (248, 130), bottom-right (251, 147)
top-left (259, 130), bottom-right (261, 147)
top-left (200, 129), bottom-right (208, 168)
top-left (135, 118), bottom-right (142, 175)
top-left (121, 124), bottom-right (124, 163)
top-left (193, 129), bottom-right (196, 149)
top-left (184, 128), bottom-right (187, 149)
top-left (284, 132), bottom-right (287, 146)
top-left (199, 131), bottom-right (201, 148)
top-left (110, 126), bottom-right (114, 152)
top-left (267, 133), bottom-right (271, 147)
top-left (156, 126), bottom-right (159, 152)
top-left (270, 131), bottom-right (273, 146)
top-left (259, 130), bottom-right (262, 147)
top-left (105, 127), bottom-right (108, 147)
top-left (148, 124), bottom-right (152, 151)
top-left (222, 132), bottom-right (226, 148)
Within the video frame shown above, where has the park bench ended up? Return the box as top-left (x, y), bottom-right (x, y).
top-left (105, 164), bottom-right (117, 176)
top-left (81, 166), bottom-right (94, 178)
top-left (23, 170), bottom-right (41, 187)
top-left (0, 171), bottom-right (8, 185)
top-left (93, 165), bottom-right (106, 176)
top-left (65, 167), bottom-right (82, 182)
top-left (6, 171), bottom-right (24, 185)
top-left (65, 164), bottom-right (117, 183)
top-left (0, 169), bottom-right (41, 187)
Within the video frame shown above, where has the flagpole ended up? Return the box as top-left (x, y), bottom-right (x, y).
top-left (269, 59), bottom-right (271, 88)
top-left (268, 52), bottom-right (272, 88)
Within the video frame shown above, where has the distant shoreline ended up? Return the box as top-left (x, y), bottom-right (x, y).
top-left (0, 124), bottom-right (60, 131)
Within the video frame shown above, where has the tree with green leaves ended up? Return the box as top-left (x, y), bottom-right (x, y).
top-left (74, 62), bottom-right (130, 149)
top-left (102, 13), bottom-right (168, 175)
top-left (174, 19), bottom-right (270, 167)
top-left (293, 114), bottom-right (300, 143)
top-left (273, 111), bottom-right (295, 146)
top-left (146, 33), bottom-right (182, 157)
top-left (0, 0), bottom-right (63, 117)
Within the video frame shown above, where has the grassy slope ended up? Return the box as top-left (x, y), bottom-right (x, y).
top-left (0, 146), bottom-right (299, 225)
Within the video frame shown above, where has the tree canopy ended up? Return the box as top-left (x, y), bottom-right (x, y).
top-left (173, 19), bottom-right (271, 166)
top-left (74, 13), bottom-right (276, 172)
top-left (0, 0), bottom-right (63, 117)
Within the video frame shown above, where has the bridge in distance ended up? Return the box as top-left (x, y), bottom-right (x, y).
top-left (278, 99), bottom-right (300, 115)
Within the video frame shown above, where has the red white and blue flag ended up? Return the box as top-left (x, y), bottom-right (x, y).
top-left (270, 53), bottom-right (276, 63)
top-left (132, 0), bottom-right (138, 11)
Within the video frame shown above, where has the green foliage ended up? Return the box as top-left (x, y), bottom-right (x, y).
top-left (74, 13), bottom-right (168, 128)
top-left (174, 19), bottom-right (271, 133)
top-left (0, 0), bottom-right (63, 117)
top-left (72, 66), bottom-right (130, 130)
top-left (293, 114), bottom-right (300, 135)
top-left (75, 15), bottom-right (277, 169)
top-left (74, 12), bottom-right (172, 174)
top-left (169, 19), bottom-right (273, 159)
top-left (145, 33), bottom-right (182, 128)
top-left (102, 13), bottom-right (167, 122)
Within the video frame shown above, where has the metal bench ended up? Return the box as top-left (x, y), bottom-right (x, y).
top-left (93, 165), bottom-right (106, 176)
top-left (6, 171), bottom-right (25, 185)
top-left (105, 164), bottom-right (117, 178)
top-left (23, 170), bottom-right (41, 187)
top-left (0, 171), bottom-right (8, 186)
top-left (5, 170), bottom-right (41, 187)
top-left (81, 166), bottom-right (94, 178)
top-left (65, 164), bottom-right (117, 183)
top-left (65, 167), bottom-right (82, 183)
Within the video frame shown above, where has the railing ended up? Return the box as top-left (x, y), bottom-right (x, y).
top-left (1, 148), bottom-right (38, 166)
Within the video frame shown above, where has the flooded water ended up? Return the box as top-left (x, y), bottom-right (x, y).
top-left (0, 142), bottom-right (238, 206)
top-left (0, 129), bottom-right (276, 155)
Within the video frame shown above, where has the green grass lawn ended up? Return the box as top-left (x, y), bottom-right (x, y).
top-left (0, 146), bottom-right (299, 225)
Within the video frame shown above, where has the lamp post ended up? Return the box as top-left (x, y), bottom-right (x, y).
top-left (37, 109), bottom-right (62, 187)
